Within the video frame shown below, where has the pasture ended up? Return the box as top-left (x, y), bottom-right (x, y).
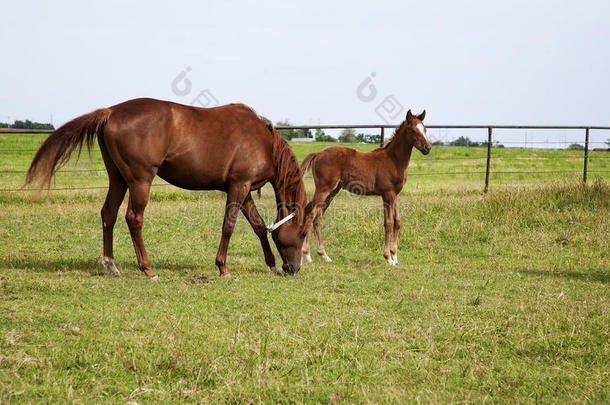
top-left (1, 134), bottom-right (609, 403)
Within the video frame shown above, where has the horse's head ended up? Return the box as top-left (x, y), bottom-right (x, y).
top-left (270, 206), bottom-right (308, 275)
top-left (405, 109), bottom-right (431, 155)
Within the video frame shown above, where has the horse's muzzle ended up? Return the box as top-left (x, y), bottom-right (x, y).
top-left (283, 262), bottom-right (300, 275)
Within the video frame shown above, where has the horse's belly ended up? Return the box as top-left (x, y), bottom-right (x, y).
top-left (157, 160), bottom-right (228, 191)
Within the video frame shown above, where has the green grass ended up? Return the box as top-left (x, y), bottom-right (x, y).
top-left (0, 135), bottom-right (609, 403)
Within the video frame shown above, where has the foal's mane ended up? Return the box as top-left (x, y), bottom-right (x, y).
top-left (375, 120), bottom-right (408, 151)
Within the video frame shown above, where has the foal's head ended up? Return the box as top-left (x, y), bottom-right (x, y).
top-left (404, 110), bottom-right (431, 155)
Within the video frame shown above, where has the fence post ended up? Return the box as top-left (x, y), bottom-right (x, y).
top-left (380, 127), bottom-right (385, 148)
top-left (583, 127), bottom-right (589, 184)
top-left (484, 127), bottom-right (492, 193)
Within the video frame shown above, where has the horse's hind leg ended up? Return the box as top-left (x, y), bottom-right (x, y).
top-left (125, 180), bottom-right (157, 280)
top-left (101, 176), bottom-right (127, 276)
top-left (100, 146), bottom-right (127, 277)
top-left (313, 184), bottom-right (340, 262)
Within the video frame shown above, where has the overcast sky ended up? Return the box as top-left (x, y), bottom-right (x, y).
top-left (1, 0), bottom-right (609, 144)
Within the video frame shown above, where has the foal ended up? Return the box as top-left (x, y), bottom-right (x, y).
top-left (301, 110), bottom-right (431, 265)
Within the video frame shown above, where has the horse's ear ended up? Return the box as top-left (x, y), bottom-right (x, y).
top-left (406, 109), bottom-right (413, 121)
top-left (417, 110), bottom-right (426, 121)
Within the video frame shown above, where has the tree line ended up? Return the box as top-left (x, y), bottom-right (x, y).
top-left (0, 120), bottom-right (55, 130)
top-left (276, 121), bottom-right (381, 144)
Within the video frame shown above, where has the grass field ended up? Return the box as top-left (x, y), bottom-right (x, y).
top-left (1, 134), bottom-right (609, 403)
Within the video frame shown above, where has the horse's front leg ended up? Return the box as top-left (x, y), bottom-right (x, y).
top-left (390, 199), bottom-right (401, 264)
top-left (216, 183), bottom-right (251, 278)
top-left (382, 192), bottom-right (397, 266)
top-left (240, 192), bottom-right (281, 276)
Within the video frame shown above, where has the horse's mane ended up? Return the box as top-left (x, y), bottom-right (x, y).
top-left (263, 120), bottom-right (305, 209)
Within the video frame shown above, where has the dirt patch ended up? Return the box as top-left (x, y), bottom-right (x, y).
top-left (189, 274), bottom-right (211, 284)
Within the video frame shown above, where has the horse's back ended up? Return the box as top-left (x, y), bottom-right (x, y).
top-left (101, 98), bottom-right (276, 190)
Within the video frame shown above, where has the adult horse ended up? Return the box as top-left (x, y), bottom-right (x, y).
top-left (25, 98), bottom-right (310, 279)
top-left (301, 110), bottom-right (431, 265)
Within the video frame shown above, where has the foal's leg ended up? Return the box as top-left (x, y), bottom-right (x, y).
top-left (313, 185), bottom-right (341, 262)
top-left (390, 199), bottom-right (401, 265)
top-left (302, 184), bottom-right (335, 263)
top-left (241, 192), bottom-right (281, 276)
top-left (99, 147), bottom-right (127, 277)
top-left (215, 183), bottom-right (251, 278)
top-left (125, 181), bottom-right (157, 280)
top-left (382, 193), bottom-right (397, 265)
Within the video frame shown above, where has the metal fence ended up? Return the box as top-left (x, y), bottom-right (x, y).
top-left (277, 124), bottom-right (610, 192)
top-left (1, 125), bottom-right (609, 193)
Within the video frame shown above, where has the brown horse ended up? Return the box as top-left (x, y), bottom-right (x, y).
top-left (300, 110), bottom-right (431, 265)
top-left (25, 98), bottom-right (311, 279)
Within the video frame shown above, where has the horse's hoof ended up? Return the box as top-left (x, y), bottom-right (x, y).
top-left (149, 275), bottom-right (159, 281)
top-left (321, 254), bottom-right (332, 262)
top-left (269, 266), bottom-right (283, 276)
top-left (221, 273), bottom-right (231, 279)
top-left (386, 258), bottom-right (397, 266)
top-left (304, 253), bottom-right (313, 263)
top-left (102, 256), bottom-right (121, 277)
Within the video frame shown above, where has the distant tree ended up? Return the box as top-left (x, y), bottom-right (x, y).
top-left (276, 120), bottom-right (297, 140)
top-left (0, 122), bottom-right (8, 128)
top-left (567, 143), bottom-right (584, 150)
top-left (9, 120), bottom-right (54, 130)
top-left (315, 128), bottom-right (335, 142)
top-left (431, 140), bottom-right (445, 146)
top-left (449, 136), bottom-right (481, 147)
top-left (338, 128), bottom-right (357, 143)
top-left (293, 128), bottom-right (312, 139)
top-left (354, 133), bottom-right (381, 144)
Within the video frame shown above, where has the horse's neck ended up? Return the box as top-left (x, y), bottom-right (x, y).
top-left (385, 131), bottom-right (413, 171)
top-left (271, 183), bottom-right (305, 224)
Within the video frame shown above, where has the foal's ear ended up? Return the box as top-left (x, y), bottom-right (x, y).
top-left (417, 110), bottom-right (426, 121)
top-left (406, 109), bottom-right (413, 121)
top-left (303, 201), bottom-right (315, 229)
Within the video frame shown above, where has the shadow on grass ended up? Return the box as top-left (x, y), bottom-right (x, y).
top-left (0, 257), bottom-right (206, 274)
top-left (518, 268), bottom-right (609, 284)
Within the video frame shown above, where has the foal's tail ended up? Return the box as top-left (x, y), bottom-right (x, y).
top-left (24, 108), bottom-right (112, 194)
top-left (300, 153), bottom-right (317, 177)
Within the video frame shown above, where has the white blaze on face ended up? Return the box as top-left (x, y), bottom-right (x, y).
top-left (416, 123), bottom-right (427, 142)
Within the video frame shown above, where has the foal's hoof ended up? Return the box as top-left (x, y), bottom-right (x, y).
top-left (221, 272), bottom-right (231, 279)
top-left (269, 266), bottom-right (283, 276)
top-left (321, 253), bottom-right (332, 262)
top-left (304, 253), bottom-right (313, 264)
top-left (149, 275), bottom-right (160, 282)
top-left (386, 257), bottom-right (398, 266)
top-left (391, 254), bottom-right (398, 266)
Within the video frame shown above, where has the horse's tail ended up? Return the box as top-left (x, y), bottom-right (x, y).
top-left (300, 152), bottom-right (317, 177)
top-left (24, 108), bottom-right (111, 194)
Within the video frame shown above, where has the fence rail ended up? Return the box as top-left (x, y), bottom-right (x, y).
top-left (1, 125), bottom-right (609, 193)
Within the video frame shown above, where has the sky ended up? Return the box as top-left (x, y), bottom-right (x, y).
top-left (1, 0), bottom-right (610, 145)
